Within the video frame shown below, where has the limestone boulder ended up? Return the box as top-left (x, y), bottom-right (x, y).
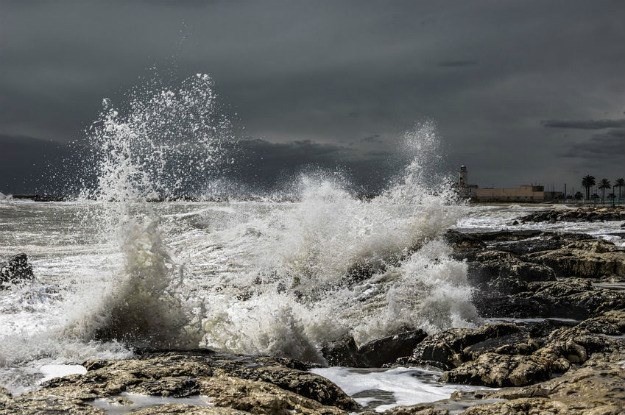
top-left (0, 350), bottom-right (358, 415)
top-left (396, 323), bottom-right (524, 370)
top-left (322, 330), bottom-right (427, 368)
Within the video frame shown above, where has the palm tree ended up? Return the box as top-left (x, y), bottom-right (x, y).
top-left (598, 178), bottom-right (611, 204)
top-left (615, 178), bottom-right (625, 203)
top-left (582, 175), bottom-right (596, 201)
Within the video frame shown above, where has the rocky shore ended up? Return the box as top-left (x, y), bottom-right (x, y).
top-left (518, 206), bottom-right (625, 224)
top-left (1, 223), bottom-right (624, 414)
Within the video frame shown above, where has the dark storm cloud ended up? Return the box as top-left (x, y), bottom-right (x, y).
top-left (239, 138), bottom-right (347, 165)
top-left (543, 119), bottom-right (625, 129)
top-left (361, 134), bottom-right (382, 143)
top-left (437, 60), bottom-right (478, 68)
top-left (563, 129), bottom-right (625, 160)
top-left (0, 134), bottom-right (74, 194)
top-left (1, 0), bottom-right (624, 193)
top-left (232, 138), bottom-right (401, 192)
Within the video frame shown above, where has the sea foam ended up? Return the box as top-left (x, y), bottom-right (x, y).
top-left (0, 75), bottom-right (477, 392)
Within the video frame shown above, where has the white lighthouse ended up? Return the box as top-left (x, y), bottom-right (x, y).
top-left (459, 165), bottom-right (468, 188)
top-left (457, 165), bottom-right (474, 198)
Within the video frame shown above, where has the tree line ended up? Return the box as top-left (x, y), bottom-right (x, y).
top-left (581, 175), bottom-right (625, 204)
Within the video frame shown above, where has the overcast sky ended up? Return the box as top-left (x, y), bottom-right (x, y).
top-left (1, 0), bottom-right (624, 194)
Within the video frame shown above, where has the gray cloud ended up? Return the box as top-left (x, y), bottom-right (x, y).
top-left (563, 129), bottom-right (625, 160)
top-left (437, 60), bottom-right (478, 68)
top-left (233, 138), bottom-right (402, 192)
top-left (543, 119), bottom-right (625, 129)
top-left (0, 134), bottom-right (75, 194)
top-left (361, 134), bottom-right (382, 143)
top-left (1, 0), bottom-right (624, 192)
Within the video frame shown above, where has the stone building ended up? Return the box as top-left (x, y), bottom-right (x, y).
top-left (474, 185), bottom-right (545, 202)
top-left (456, 165), bottom-right (547, 202)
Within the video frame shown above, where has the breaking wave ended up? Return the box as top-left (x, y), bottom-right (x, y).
top-left (0, 73), bottom-right (478, 388)
top-left (192, 123), bottom-right (477, 362)
top-left (72, 77), bottom-right (477, 360)
top-left (67, 73), bottom-right (231, 348)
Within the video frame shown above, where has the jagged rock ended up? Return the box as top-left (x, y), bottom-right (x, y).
top-left (467, 250), bottom-right (556, 294)
top-left (519, 207), bottom-right (625, 223)
top-left (525, 239), bottom-right (625, 278)
top-left (132, 405), bottom-right (249, 414)
top-left (475, 278), bottom-right (625, 320)
top-left (0, 392), bottom-right (105, 415)
top-left (460, 352), bottom-right (625, 414)
top-left (482, 288), bottom-right (624, 321)
top-left (358, 331), bottom-right (428, 367)
top-left (489, 232), bottom-right (586, 255)
top-left (388, 229), bottom-right (625, 413)
top-left (0, 253), bottom-right (34, 287)
top-left (384, 405), bottom-right (451, 414)
top-left (444, 230), bottom-right (487, 253)
top-left (389, 353), bottom-right (625, 415)
top-left (452, 230), bottom-right (625, 280)
top-left (322, 330), bottom-right (427, 368)
top-left (442, 352), bottom-right (552, 387)
top-left (456, 230), bottom-right (625, 319)
top-left (576, 309), bottom-right (625, 334)
top-left (0, 350), bottom-right (357, 415)
top-left (322, 337), bottom-right (361, 367)
top-left (395, 323), bottom-right (524, 370)
top-left (472, 294), bottom-right (558, 319)
top-left (440, 311), bottom-right (625, 388)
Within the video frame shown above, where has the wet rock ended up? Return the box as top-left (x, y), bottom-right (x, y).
top-left (576, 309), bottom-right (625, 334)
top-left (199, 376), bottom-right (348, 415)
top-left (471, 294), bottom-right (551, 319)
top-left (439, 311), bottom-right (625, 388)
top-left (444, 230), bottom-right (487, 253)
top-left (452, 230), bottom-right (625, 281)
top-left (471, 230), bottom-right (545, 242)
top-left (460, 352), bottom-right (625, 414)
top-left (384, 405), bottom-right (451, 414)
top-left (131, 405), bottom-right (249, 414)
top-left (390, 356), bottom-right (625, 415)
top-left (321, 337), bottom-right (361, 367)
top-left (476, 278), bottom-right (625, 320)
top-left (322, 330), bottom-right (427, 368)
top-left (396, 323), bottom-right (524, 370)
top-left (358, 331), bottom-right (428, 367)
top-left (442, 352), bottom-right (552, 387)
top-left (455, 230), bottom-right (625, 319)
top-left (0, 253), bottom-right (34, 287)
top-left (467, 250), bottom-right (556, 293)
top-left (459, 231), bottom-right (625, 281)
top-left (525, 239), bottom-right (625, 278)
top-left (0, 393), bottom-right (105, 415)
top-left (489, 232), bottom-right (583, 255)
top-left (1, 351), bottom-right (357, 414)
top-left (520, 207), bottom-right (625, 223)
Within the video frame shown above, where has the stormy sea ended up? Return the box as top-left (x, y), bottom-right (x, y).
top-left (1, 75), bottom-right (624, 414)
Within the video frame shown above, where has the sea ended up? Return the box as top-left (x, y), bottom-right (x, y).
top-left (1, 74), bottom-right (623, 412)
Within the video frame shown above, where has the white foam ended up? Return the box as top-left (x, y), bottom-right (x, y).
top-left (90, 393), bottom-right (212, 415)
top-left (39, 364), bottom-right (87, 383)
top-left (0, 92), bottom-right (478, 390)
top-left (312, 367), bottom-right (490, 412)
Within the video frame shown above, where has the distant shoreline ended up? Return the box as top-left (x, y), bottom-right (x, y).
top-left (3, 194), bottom-right (625, 208)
